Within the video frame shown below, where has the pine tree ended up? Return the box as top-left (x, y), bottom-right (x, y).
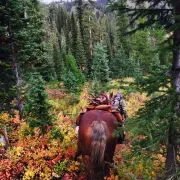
top-left (105, 14), bottom-right (117, 62)
top-left (24, 73), bottom-right (53, 134)
top-left (81, 1), bottom-right (96, 76)
top-left (65, 14), bottom-right (71, 53)
top-left (62, 54), bottom-right (85, 93)
top-left (0, 0), bottom-right (16, 110)
top-left (0, 0), bottom-right (53, 113)
top-left (71, 13), bottom-right (78, 58)
top-left (76, 0), bottom-right (84, 43)
top-left (71, 11), bottom-right (87, 69)
top-left (53, 44), bottom-right (62, 80)
top-left (133, 59), bottom-right (143, 84)
top-left (75, 24), bottom-right (87, 69)
top-left (110, 48), bottom-right (125, 78)
top-left (116, 10), bottom-right (131, 57)
top-left (112, 0), bottom-right (180, 177)
top-left (126, 63), bottom-right (173, 178)
top-left (0, 0), bottom-right (26, 111)
top-left (131, 29), bottom-right (154, 74)
top-left (91, 42), bottom-right (109, 83)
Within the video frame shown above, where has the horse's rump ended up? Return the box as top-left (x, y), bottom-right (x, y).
top-left (77, 110), bottom-right (118, 179)
top-left (78, 110), bottom-right (118, 152)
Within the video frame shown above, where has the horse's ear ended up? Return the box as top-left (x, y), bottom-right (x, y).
top-left (110, 92), bottom-right (113, 99)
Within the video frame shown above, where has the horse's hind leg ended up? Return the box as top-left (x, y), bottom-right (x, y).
top-left (104, 154), bottom-right (111, 177)
top-left (104, 145), bottom-right (116, 177)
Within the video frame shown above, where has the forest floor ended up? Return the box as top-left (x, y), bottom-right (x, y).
top-left (0, 80), bottom-right (165, 179)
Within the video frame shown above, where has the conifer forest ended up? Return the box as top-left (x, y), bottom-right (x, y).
top-left (0, 0), bottom-right (180, 179)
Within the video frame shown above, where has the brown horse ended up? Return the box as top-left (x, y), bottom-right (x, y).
top-left (76, 110), bottom-right (118, 180)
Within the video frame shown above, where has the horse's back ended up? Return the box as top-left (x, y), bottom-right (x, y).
top-left (78, 110), bottom-right (118, 155)
top-left (80, 110), bottom-right (117, 128)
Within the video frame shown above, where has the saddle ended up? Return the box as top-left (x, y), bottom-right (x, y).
top-left (76, 96), bottom-right (123, 126)
top-left (76, 93), bottom-right (123, 125)
top-left (76, 109), bottom-right (123, 126)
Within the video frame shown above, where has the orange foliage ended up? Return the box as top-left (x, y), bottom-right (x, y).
top-left (0, 84), bottom-right (166, 180)
top-left (65, 147), bottom-right (76, 160)
top-left (0, 110), bottom-right (80, 180)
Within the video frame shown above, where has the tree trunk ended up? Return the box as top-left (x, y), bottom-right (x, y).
top-left (12, 44), bottom-right (23, 120)
top-left (3, 126), bottom-right (9, 149)
top-left (89, 15), bottom-right (93, 57)
top-left (172, 2), bottom-right (180, 95)
top-left (165, 124), bottom-right (177, 177)
top-left (165, 1), bottom-right (180, 177)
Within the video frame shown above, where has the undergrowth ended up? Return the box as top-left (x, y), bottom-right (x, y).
top-left (0, 79), bottom-right (166, 180)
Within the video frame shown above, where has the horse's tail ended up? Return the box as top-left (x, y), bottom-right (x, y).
top-left (90, 120), bottom-right (108, 166)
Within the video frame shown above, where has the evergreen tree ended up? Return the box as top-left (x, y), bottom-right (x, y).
top-left (71, 13), bottom-right (78, 58)
top-left (53, 44), bottom-right (62, 80)
top-left (0, 0), bottom-right (26, 111)
top-left (105, 14), bottom-right (117, 62)
top-left (62, 54), bottom-right (85, 93)
top-left (110, 48), bottom-right (143, 79)
top-left (110, 48), bottom-right (128, 78)
top-left (0, 1), bottom-right (16, 110)
top-left (131, 29), bottom-right (154, 74)
top-left (81, 1), bottom-right (96, 76)
top-left (91, 42), bottom-right (109, 82)
top-left (49, 4), bottom-right (67, 53)
top-left (76, 0), bottom-right (84, 43)
top-left (70, 12), bottom-right (87, 69)
top-left (56, 5), bottom-right (67, 33)
top-left (75, 24), bottom-right (87, 69)
top-left (0, 0), bottom-right (53, 113)
top-left (126, 64), bottom-right (173, 178)
top-left (65, 14), bottom-right (71, 53)
top-left (24, 73), bottom-right (53, 134)
top-left (116, 10), bottom-right (131, 57)
top-left (112, 0), bottom-right (180, 177)
top-left (133, 59), bottom-right (143, 84)
top-left (18, 0), bottom-right (48, 75)
top-left (151, 27), bottom-right (171, 66)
